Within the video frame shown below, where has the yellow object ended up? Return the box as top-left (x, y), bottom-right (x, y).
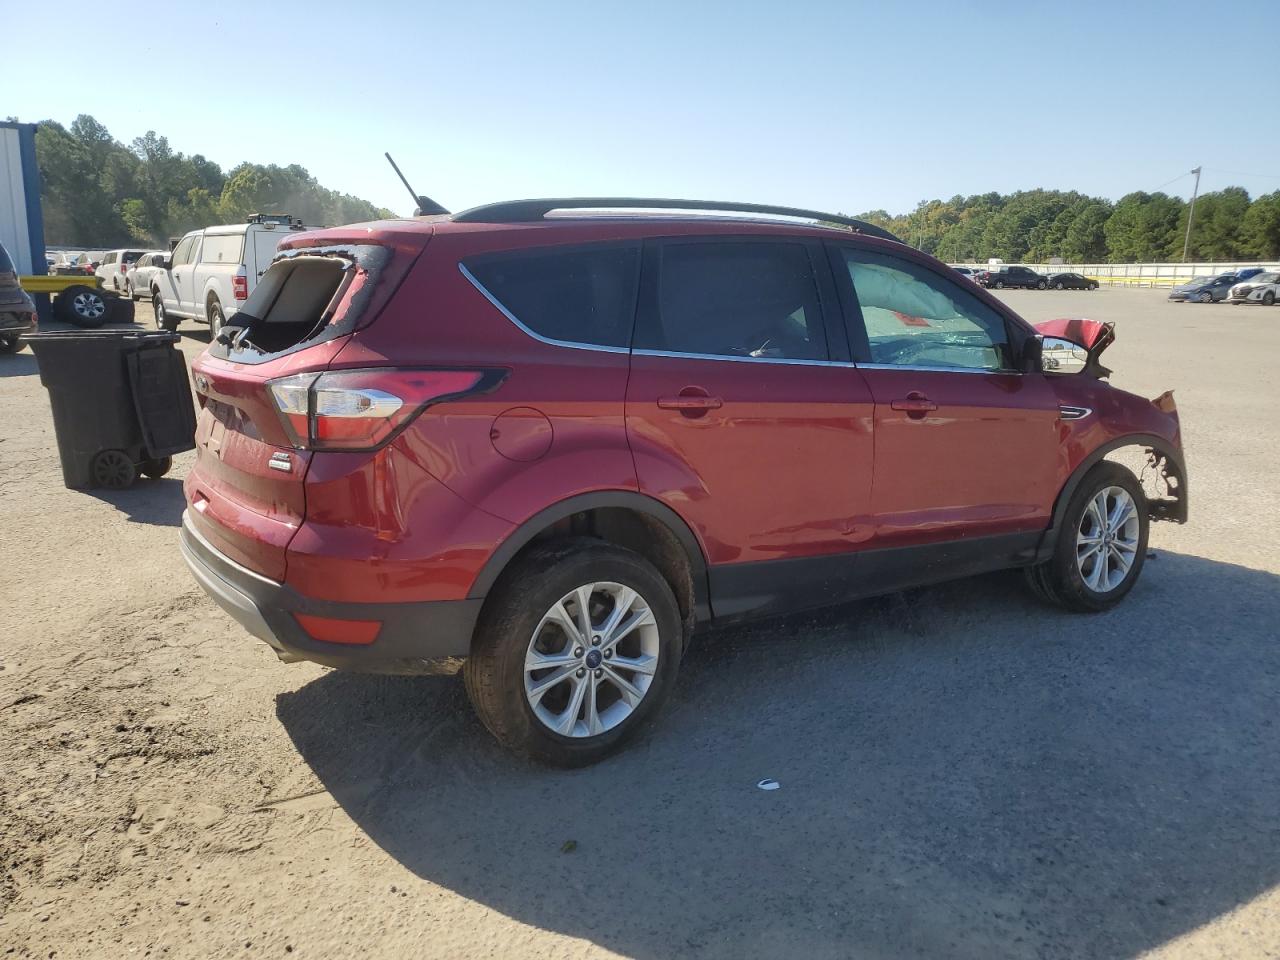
top-left (18, 275), bottom-right (103, 294)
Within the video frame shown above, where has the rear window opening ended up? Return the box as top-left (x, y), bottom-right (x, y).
top-left (216, 244), bottom-right (394, 363)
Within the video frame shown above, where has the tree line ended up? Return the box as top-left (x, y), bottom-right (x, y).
top-left (34, 115), bottom-right (395, 248)
top-left (31, 114), bottom-right (1280, 262)
top-left (853, 186), bottom-right (1280, 264)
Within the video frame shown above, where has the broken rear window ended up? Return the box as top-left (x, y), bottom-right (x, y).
top-left (214, 244), bottom-right (395, 363)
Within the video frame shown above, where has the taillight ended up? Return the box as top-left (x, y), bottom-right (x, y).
top-left (120, 263), bottom-right (127, 273)
top-left (267, 368), bottom-right (502, 451)
top-left (232, 275), bottom-right (248, 300)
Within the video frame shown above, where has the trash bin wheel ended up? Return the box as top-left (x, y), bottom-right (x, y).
top-left (140, 456), bottom-right (173, 479)
top-left (91, 449), bottom-right (138, 489)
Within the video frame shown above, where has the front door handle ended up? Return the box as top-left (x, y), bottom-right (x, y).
top-left (890, 392), bottom-right (937, 419)
top-left (657, 387), bottom-right (723, 418)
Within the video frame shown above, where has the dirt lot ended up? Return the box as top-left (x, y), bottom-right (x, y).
top-left (1, 289), bottom-right (1278, 959)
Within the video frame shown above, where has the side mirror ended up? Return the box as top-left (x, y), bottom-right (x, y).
top-left (159, 256), bottom-right (172, 270)
top-left (1040, 336), bottom-right (1089, 375)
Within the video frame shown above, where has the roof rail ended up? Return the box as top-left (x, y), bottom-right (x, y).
top-left (451, 197), bottom-right (902, 243)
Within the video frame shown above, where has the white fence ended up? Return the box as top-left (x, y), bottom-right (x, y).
top-left (955, 262), bottom-right (1279, 288)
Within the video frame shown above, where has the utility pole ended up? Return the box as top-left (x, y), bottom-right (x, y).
top-left (1182, 166), bottom-right (1202, 261)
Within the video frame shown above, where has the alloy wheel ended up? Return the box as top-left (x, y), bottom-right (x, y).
top-left (73, 291), bottom-right (107, 321)
top-left (1076, 486), bottom-right (1140, 593)
top-left (523, 581), bottom-right (660, 738)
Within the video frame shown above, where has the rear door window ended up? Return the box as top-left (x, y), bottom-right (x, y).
top-left (171, 236), bottom-right (196, 266)
top-left (462, 243), bottom-right (641, 349)
top-left (636, 240), bottom-right (827, 361)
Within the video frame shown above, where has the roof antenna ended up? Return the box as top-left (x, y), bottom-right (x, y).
top-left (384, 152), bottom-right (449, 216)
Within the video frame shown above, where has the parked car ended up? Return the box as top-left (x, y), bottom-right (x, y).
top-left (1227, 271), bottom-right (1280, 305)
top-left (52, 252), bottom-right (98, 276)
top-left (952, 266), bottom-right (979, 280)
top-left (978, 265), bottom-right (1047, 289)
top-left (1168, 274), bottom-right (1237, 302)
top-left (1233, 267), bottom-right (1264, 282)
top-left (0, 240), bottom-right (38, 353)
top-left (1047, 272), bottom-right (1098, 291)
top-left (125, 252), bottom-right (167, 301)
top-left (151, 215), bottom-right (308, 335)
top-left (180, 197), bottom-right (1188, 766)
top-left (95, 249), bottom-right (149, 293)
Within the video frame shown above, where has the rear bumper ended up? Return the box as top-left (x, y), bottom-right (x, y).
top-left (180, 511), bottom-right (482, 674)
top-left (0, 310), bottom-right (36, 334)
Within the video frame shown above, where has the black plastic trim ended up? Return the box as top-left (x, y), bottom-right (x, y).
top-left (709, 531), bottom-right (1044, 622)
top-left (1042, 435), bottom-right (1188, 549)
top-left (467, 491), bottom-right (712, 622)
top-left (452, 197), bottom-right (903, 243)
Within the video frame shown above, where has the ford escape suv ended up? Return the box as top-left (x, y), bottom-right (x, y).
top-left (181, 197), bottom-right (1188, 766)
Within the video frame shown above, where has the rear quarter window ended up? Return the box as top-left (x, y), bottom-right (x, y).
top-left (201, 234), bottom-right (245, 265)
top-left (461, 243), bottom-right (641, 349)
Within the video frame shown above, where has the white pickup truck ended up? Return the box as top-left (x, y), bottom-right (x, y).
top-left (150, 215), bottom-right (309, 335)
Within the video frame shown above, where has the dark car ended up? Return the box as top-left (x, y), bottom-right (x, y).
top-left (1047, 272), bottom-right (1098, 291)
top-left (1168, 274), bottom-right (1237, 303)
top-left (978, 265), bottom-right (1047, 289)
top-left (0, 240), bottom-right (38, 354)
top-left (180, 197), bottom-right (1187, 765)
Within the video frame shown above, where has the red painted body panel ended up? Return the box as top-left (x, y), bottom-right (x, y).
top-left (855, 368), bottom-right (1062, 545)
top-left (626, 354), bottom-right (875, 564)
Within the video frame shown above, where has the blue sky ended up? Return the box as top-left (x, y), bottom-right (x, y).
top-left (10, 0), bottom-right (1280, 217)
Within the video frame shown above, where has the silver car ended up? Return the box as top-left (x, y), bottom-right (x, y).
top-left (1227, 271), bottom-right (1280, 305)
top-left (124, 251), bottom-right (168, 301)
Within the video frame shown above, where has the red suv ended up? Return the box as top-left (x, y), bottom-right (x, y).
top-left (181, 198), bottom-right (1187, 766)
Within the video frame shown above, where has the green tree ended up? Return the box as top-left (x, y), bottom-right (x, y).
top-left (1240, 191), bottom-right (1280, 259)
top-left (1104, 192), bottom-right (1182, 262)
top-left (1171, 187), bottom-right (1251, 260)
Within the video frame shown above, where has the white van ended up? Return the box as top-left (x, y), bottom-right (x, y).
top-left (150, 215), bottom-right (309, 334)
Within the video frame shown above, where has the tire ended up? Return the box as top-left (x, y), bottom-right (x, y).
top-left (90, 449), bottom-right (138, 489)
top-left (0, 335), bottom-right (22, 354)
top-left (1090, 283), bottom-right (1098, 290)
top-left (995, 280), bottom-right (1004, 289)
top-left (207, 297), bottom-right (225, 338)
top-left (127, 280), bottom-right (138, 301)
top-left (1264, 292), bottom-right (1275, 306)
top-left (140, 456), bottom-right (172, 479)
top-left (1199, 291), bottom-right (1213, 303)
top-left (464, 538), bottom-right (684, 767)
top-left (153, 294), bottom-right (179, 332)
top-left (1055, 282), bottom-right (1064, 290)
top-left (108, 295), bottom-right (135, 324)
top-left (56, 285), bottom-right (108, 328)
top-left (1036, 280), bottom-right (1047, 290)
top-left (1024, 462), bottom-right (1149, 612)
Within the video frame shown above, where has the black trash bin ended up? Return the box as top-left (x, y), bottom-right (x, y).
top-left (28, 330), bottom-right (198, 489)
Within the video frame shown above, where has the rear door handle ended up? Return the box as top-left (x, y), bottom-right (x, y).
top-left (657, 387), bottom-right (722, 418)
top-left (890, 392), bottom-right (937, 418)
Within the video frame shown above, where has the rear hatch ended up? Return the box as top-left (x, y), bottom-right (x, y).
top-left (185, 225), bottom-right (430, 580)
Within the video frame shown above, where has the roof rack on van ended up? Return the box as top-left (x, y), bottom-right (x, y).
top-left (247, 213), bottom-right (305, 228)
top-left (451, 198), bottom-right (902, 243)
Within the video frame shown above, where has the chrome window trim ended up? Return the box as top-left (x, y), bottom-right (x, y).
top-left (632, 348), bottom-right (857, 368)
top-left (855, 362), bottom-right (1021, 376)
top-left (457, 262), bottom-right (631, 355)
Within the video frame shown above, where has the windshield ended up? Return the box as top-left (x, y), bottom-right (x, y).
top-left (0, 241), bottom-right (14, 274)
top-left (1251, 273), bottom-right (1280, 284)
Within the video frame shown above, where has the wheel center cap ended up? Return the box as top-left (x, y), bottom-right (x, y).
top-left (585, 649), bottom-right (603, 669)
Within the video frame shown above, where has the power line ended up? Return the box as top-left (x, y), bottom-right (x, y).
top-left (1152, 170), bottom-right (1194, 192)
top-left (1202, 167), bottom-right (1280, 182)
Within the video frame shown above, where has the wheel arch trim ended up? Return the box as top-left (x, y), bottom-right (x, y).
top-left (1041, 433), bottom-right (1187, 555)
top-left (467, 490), bottom-right (712, 621)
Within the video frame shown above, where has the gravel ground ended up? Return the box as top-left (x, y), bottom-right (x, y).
top-left (1, 290), bottom-right (1278, 959)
